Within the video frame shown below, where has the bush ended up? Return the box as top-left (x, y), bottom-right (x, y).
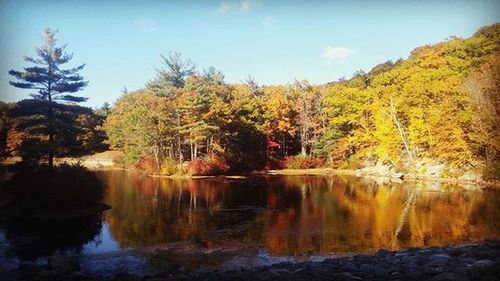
top-left (133, 158), bottom-right (156, 174)
top-left (6, 164), bottom-right (105, 210)
top-left (188, 156), bottom-right (230, 176)
top-left (160, 158), bottom-right (179, 175)
top-left (284, 155), bottom-right (324, 169)
top-left (264, 157), bottom-right (285, 169)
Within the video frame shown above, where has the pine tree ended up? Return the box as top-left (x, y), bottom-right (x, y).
top-left (9, 28), bottom-right (88, 167)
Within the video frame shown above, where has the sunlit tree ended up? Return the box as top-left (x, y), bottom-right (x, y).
top-left (8, 28), bottom-right (88, 167)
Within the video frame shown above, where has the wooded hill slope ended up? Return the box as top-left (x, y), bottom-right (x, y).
top-left (101, 23), bottom-right (499, 178)
top-left (324, 23), bottom-right (499, 177)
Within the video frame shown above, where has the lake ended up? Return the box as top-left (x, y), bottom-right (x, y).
top-left (1, 170), bottom-right (499, 275)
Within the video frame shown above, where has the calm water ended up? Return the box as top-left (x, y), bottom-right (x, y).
top-left (1, 170), bottom-right (499, 267)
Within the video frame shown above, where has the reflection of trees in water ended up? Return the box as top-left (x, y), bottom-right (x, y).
top-left (100, 171), bottom-right (500, 255)
top-left (406, 185), bottom-right (500, 248)
top-left (102, 172), bottom-right (303, 247)
top-left (2, 215), bottom-right (102, 261)
top-left (1, 168), bottom-right (107, 262)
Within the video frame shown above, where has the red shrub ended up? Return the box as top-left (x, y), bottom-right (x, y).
top-left (188, 156), bottom-right (230, 176)
top-left (264, 157), bottom-right (285, 170)
top-left (133, 158), bottom-right (156, 174)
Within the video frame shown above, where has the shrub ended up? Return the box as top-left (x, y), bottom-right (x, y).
top-left (188, 156), bottom-right (230, 176)
top-left (208, 155), bottom-right (230, 175)
top-left (160, 158), bottom-right (179, 175)
top-left (187, 159), bottom-right (206, 175)
top-left (284, 155), bottom-right (324, 169)
top-left (264, 157), bottom-right (285, 170)
top-left (6, 164), bottom-right (105, 210)
top-left (133, 158), bottom-right (156, 174)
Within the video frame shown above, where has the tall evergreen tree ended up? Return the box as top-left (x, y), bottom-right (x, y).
top-left (147, 51), bottom-right (196, 98)
top-left (9, 28), bottom-right (88, 167)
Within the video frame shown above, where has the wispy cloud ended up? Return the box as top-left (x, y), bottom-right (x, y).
top-left (215, 0), bottom-right (260, 14)
top-left (133, 19), bottom-right (158, 33)
top-left (321, 47), bottom-right (356, 63)
top-left (216, 1), bottom-right (231, 14)
top-left (261, 15), bottom-right (276, 26)
top-left (240, 0), bottom-right (260, 11)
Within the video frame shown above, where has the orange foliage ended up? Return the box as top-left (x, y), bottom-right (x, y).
top-left (132, 158), bottom-right (156, 174)
top-left (188, 156), bottom-right (230, 176)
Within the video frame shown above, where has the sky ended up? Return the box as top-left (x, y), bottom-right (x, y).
top-left (0, 0), bottom-right (499, 108)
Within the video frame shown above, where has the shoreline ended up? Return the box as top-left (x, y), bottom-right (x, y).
top-left (146, 168), bottom-right (498, 189)
top-left (1, 158), bottom-right (497, 189)
top-left (5, 240), bottom-right (499, 281)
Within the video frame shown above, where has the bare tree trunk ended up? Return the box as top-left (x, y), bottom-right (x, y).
top-left (176, 112), bottom-right (183, 165)
top-left (152, 144), bottom-right (160, 171)
top-left (389, 97), bottom-right (414, 163)
top-left (190, 142), bottom-right (194, 161)
top-left (194, 142), bottom-right (198, 159)
top-left (206, 137), bottom-right (210, 157)
top-left (300, 124), bottom-right (307, 156)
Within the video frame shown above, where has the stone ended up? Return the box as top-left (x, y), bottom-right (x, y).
top-left (429, 253), bottom-right (452, 261)
top-left (473, 259), bottom-right (493, 269)
top-left (458, 257), bottom-right (477, 265)
top-left (331, 272), bottom-right (363, 281)
top-left (375, 249), bottom-right (389, 258)
top-left (341, 261), bottom-right (358, 271)
top-left (428, 272), bottom-right (467, 281)
top-left (374, 265), bottom-right (389, 277)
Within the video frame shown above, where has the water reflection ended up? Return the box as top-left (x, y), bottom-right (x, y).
top-left (100, 171), bottom-right (500, 255)
top-left (2, 215), bottom-right (102, 261)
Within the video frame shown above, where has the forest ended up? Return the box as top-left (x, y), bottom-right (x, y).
top-left (1, 23), bottom-right (499, 179)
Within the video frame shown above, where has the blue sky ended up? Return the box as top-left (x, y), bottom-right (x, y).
top-left (0, 0), bottom-right (499, 107)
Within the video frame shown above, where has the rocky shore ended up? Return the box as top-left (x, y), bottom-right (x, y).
top-left (11, 241), bottom-right (500, 281)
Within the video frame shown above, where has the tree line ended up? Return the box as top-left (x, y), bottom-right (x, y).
top-left (1, 24), bottom-right (499, 178)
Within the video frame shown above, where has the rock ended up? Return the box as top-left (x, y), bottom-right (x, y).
top-left (425, 163), bottom-right (444, 178)
top-left (358, 263), bottom-right (372, 274)
top-left (428, 272), bottom-right (467, 281)
top-left (341, 261), bottom-right (358, 271)
top-left (429, 253), bottom-right (452, 261)
top-left (473, 259), bottom-right (493, 269)
top-left (392, 172), bottom-right (404, 179)
top-left (375, 249), bottom-right (389, 258)
top-left (331, 272), bottom-right (363, 280)
top-left (374, 265), bottom-right (389, 277)
top-left (459, 171), bottom-right (482, 182)
top-left (458, 257), bottom-right (477, 265)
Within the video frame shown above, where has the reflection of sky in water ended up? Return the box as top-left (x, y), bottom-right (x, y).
top-left (82, 223), bottom-right (120, 254)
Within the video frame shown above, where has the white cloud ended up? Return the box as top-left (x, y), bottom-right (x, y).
top-left (216, 0), bottom-right (261, 14)
top-left (261, 15), bottom-right (276, 26)
top-left (133, 19), bottom-right (158, 32)
top-left (216, 1), bottom-right (231, 14)
top-left (240, 0), bottom-right (259, 11)
top-left (321, 47), bottom-right (356, 62)
top-left (215, 0), bottom-right (260, 14)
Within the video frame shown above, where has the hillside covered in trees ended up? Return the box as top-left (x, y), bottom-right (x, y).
top-left (2, 24), bottom-right (499, 180)
top-left (102, 23), bottom-right (499, 178)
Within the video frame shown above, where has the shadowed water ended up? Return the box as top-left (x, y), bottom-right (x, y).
top-left (1, 170), bottom-right (499, 275)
